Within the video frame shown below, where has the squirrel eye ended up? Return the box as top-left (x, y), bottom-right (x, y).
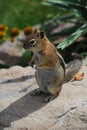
top-left (29, 39), bottom-right (36, 46)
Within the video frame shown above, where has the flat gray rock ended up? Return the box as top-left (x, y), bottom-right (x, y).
top-left (0, 66), bottom-right (87, 130)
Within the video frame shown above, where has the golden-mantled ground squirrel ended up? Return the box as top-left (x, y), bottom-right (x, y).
top-left (23, 29), bottom-right (84, 102)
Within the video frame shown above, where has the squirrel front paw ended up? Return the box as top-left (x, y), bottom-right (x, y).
top-left (28, 60), bottom-right (35, 67)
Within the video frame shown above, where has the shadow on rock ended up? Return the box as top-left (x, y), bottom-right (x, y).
top-left (0, 75), bottom-right (35, 84)
top-left (0, 90), bottom-right (48, 130)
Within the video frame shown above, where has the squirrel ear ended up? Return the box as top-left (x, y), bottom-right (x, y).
top-left (39, 31), bottom-right (45, 39)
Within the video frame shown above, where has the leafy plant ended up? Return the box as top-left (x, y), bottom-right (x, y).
top-left (57, 23), bottom-right (87, 49)
top-left (42, 0), bottom-right (87, 61)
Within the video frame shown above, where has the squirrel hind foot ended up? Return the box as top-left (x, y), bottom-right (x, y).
top-left (43, 95), bottom-right (57, 103)
top-left (43, 89), bottom-right (61, 102)
top-left (31, 88), bottom-right (43, 96)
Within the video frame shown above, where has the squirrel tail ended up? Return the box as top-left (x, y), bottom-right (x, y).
top-left (64, 53), bottom-right (85, 83)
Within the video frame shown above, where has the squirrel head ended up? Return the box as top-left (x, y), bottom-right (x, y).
top-left (23, 30), bottom-right (46, 52)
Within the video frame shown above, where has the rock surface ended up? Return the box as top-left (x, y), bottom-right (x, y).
top-left (0, 66), bottom-right (87, 130)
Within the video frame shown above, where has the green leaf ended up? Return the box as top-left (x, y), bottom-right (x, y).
top-left (57, 23), bottom-right (87, 49)
top-left (42, 0), bottom-right (69, 9)
top-left (46, 0), bottom-right (87, 10)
